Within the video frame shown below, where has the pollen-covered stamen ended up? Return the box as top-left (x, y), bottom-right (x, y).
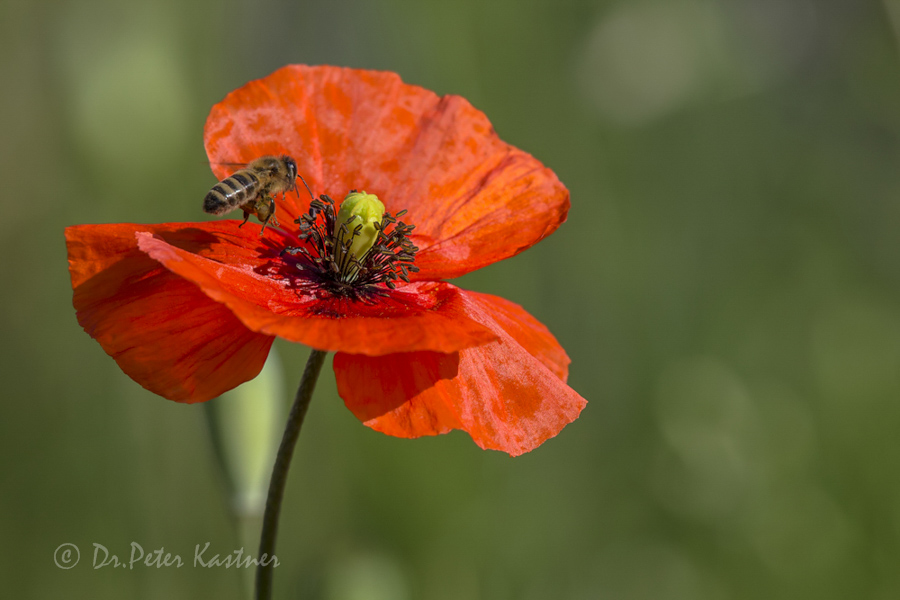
top-left (353, 211), bottom-right (419, 289)
top-left (281, 191), bottom-right (419, 300)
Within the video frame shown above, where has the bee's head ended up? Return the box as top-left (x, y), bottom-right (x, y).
top-left (283, 156), bottom-right (298, 189)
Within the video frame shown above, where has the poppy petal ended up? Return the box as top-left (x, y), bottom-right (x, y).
top-left (472, 293), bottom-right (571, 381)
top-left (204, 64), bottom-right (569, 281)
top-left (135, 231), bottom-right (496, 355)
top-left (65, 223), bottom-right (275, 403)
top-left (333, 291), bottom-right (586, 456)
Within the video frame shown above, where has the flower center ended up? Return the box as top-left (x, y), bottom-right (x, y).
top-left (281, 191), bottom-right (419, 301)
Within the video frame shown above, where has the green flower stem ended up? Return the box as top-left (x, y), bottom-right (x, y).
top-left (255, 348), bottom-right (328, 600)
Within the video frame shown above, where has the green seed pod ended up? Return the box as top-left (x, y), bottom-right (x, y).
top-left (334, 191), bottom-right (385, 278)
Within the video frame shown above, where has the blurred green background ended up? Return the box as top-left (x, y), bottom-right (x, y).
top-left (3, 0), bottom-right (900, 597)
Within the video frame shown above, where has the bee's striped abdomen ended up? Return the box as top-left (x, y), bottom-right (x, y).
top-left (203, 170), bottom-right (261, 215)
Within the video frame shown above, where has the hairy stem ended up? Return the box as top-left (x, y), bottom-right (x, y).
top-left (255, 348), bottom-right (328, 600)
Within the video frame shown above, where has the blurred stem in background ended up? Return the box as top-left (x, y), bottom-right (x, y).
top-left (204, 348), bottom-right (285, 596)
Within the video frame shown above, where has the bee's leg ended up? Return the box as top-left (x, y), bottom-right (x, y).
top-left (238, 209), bottom-right (252, 228)
top-left (268, 197), bottom-right (279, 227)
top-left (257, 197), bottom-right (278, 236)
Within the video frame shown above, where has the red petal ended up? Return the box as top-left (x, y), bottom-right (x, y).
top-left (66, 223), bottom-right (275, 402)
top-left (135, 230), bottom-right (496, 355)
top-left (204, 64), bottom-right (569, 280)
top-left (334, 291), bottom-right (585, 456)
top-left (473, 293), bottom-right (571, 381)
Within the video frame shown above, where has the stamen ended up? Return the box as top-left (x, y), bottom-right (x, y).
top-left (280, 193), bottom-right (419, 301)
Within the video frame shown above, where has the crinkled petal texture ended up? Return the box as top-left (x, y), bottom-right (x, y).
top-left (204, 64), bottom-right (570, 281)
top-left (334, 291), bottom-right (586, 456)
top-left (66, 223), bottom-right (274, 403)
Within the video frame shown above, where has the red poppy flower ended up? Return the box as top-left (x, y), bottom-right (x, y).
top-left (65, 65), bottom-right (586, 456)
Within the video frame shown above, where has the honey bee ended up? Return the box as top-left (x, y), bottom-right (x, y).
top-left (203, 155), bottom-right (301, 234)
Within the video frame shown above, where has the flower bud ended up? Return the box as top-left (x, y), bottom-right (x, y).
top-left (335, 191), bottom-right (385, 270)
